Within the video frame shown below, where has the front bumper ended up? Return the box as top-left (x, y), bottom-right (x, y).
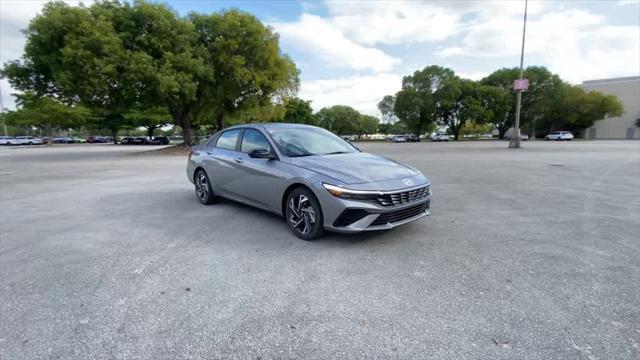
top-left (319, 184), bottom-right (432, 233)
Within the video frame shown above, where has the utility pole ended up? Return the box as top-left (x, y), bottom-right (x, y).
top-left (510, 0), bottom-right (528, 149)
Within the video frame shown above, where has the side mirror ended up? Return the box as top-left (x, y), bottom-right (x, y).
top-left (249, 148), bottom-right (275, 159)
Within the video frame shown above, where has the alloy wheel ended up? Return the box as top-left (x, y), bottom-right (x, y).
top-left (195, 172), bottom-right (209, 201)
top-left (288, 195), bottom-right (316, 235)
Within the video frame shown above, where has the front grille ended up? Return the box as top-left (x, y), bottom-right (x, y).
top-left (376, 186), bottom-right (429, 206)
top-left (370, 202), bottom-right (428, 226)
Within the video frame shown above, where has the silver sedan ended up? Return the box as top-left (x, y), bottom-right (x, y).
top-left (187, 123), bottom-right (431, 240)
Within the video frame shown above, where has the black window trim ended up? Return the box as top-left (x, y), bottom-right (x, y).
top-left (240, 128), bottom-right (270, 153)
top-left (239, 127), bottom-right (280, 160)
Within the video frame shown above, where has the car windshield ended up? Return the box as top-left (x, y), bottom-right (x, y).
top-left (268, 127), bottom-right (357, 157)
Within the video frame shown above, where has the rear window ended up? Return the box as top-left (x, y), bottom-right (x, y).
top-left (216, 130), bottom-right (241, 150)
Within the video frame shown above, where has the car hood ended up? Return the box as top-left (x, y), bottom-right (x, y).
top-left (289, 152), bottom-right (419, 185)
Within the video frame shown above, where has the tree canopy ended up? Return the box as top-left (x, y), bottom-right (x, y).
top-left (5, 93), bottom-right (89, 143)
top-left (316, 105), bottom-right (379, 136)
top-left (1, 1), bottom-right (298, 146)
top-left (381, 65), bottom-right (624, 139)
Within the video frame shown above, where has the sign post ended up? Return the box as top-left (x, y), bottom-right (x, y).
top-left (510, 0), bottom-right (528, 149)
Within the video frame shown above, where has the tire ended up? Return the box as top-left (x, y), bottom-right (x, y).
top-left (285, 187), bottom-right (324, 240)
top-left (194, 169), bottom-right (216, 205)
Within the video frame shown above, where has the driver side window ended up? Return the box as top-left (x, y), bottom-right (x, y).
top-left (241, 129), bottom-right (271, 153)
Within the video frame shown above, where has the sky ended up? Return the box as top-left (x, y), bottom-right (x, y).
top-left (1, 0), bottom-right (639, 116)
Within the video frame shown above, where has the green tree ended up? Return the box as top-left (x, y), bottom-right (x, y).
top-left (460, 122), bottom-right (492, 137)
top-left (316, 105), bottom-right (361, 134)
top-left (2, 2), bottom-right (299, 147)
top-left (393, 66), bottom-right (456, 136)
top-left (357, 115), bottom-right (380, 137)
top-left (378, 122), bottom-right (406, 134)
top-left (438, 79), bottom-right (494, 140)
top-left (190, 10), bottom-right (299, 134)
top-left (6, 93), bottom-right (89, 144)
top-left (480, 66), bottom-right (563, 138)
top-left (282, 97), bottom-right (317, 125)
top-left (1, 2), bottom-right (131, 143)
top-left (126, 106), bottom-right (172, 138)
top-left (541, 85), bottom-right (623, 135)
top-left (377, 95), bottom-right (396, 124)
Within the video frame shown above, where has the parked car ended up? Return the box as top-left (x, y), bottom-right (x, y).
top-left (86, 136), bottom-right (107, 143)
top-left (187, 123), bottom-right (432, 240)
top-left (545, 131), bottom-right (574, 141)
top-left (143, 137), bottom-right (161, 145)
top-left (341, 135), bottom-right (357, 142)
top-left (71, 136), bottom-right (86, 143)
top-left (504, 133), bottom-right (530, 141)
top-left (15, 136), bottom-right (44, 145)
top-left (52, 136), bottom-right (73, 144)
top-left (0, 136), bottom-right (15, 145)
top-left (389, 135), bottom-right (407, 143)
top-left (405, 134), bottom-right (420, 142)
top-left (120, 137), bottom-right (135, 145)
top-left (153, 136), bottom-right (170, 145)
top-left (431, 133), bottom-right (450, 142)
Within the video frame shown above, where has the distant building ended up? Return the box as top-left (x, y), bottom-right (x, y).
top-left (581, 76), bottom-right (639, 140)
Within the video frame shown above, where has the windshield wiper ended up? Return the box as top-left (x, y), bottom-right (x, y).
top-left (324, 151), bottom-right (350, 155)
top-left (289, 153), bottom-right (314, 157)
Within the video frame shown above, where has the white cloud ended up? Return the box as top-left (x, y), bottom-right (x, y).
top-left (325, 1), bottom-right (462, 46)
top-left (0, 0), bottom-right (91, 109)
top-left (436, 8), bottom-right (640, 83)
top-left (300, 73), bottom-right (403, 116)
top-left (272, 14), bottom-right (400, 72)
top-left (456, 71), bottom-right (489, 81)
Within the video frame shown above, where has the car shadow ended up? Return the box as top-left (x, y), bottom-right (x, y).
top-left (212, 197), bottom-right (404, 246)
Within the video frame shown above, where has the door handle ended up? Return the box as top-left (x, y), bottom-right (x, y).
top-left (234, 157), bottom-right (243, 163)
top-left (207, 150), bottom-right (214, 155)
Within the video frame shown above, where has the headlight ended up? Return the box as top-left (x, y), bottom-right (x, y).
top-left (322, 183), bottom-right (380, 200)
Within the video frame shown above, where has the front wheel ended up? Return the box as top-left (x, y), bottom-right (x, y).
top-left (285, 187), bottom-right (324, 240)
top-left (194, 169), bottom-right (216, 205)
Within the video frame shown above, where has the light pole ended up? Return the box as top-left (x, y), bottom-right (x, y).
top-left (510, 0), bottom-right (528, 149)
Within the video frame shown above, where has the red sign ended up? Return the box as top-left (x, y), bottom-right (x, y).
top-left (513, 78), bottom-right (529, 91)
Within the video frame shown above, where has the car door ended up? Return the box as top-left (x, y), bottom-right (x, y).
top-left (202, 129), bottom-right (244, 196)
top-left (227, 128), bottom-right (285, 211)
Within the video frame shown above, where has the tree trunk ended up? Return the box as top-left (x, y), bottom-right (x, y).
top-left (47, 121), bottom-right (53, 146)
top-left (498, 125), bottom-right (508, 139)
top-left (169, 109), bottom-right (193, 147)
top-left (110, 127), bottom-right (118, 144)
top-left (146, 126), bottom-right (157, 139)
top-left (452, 123), bottom-right (461, 141)
top-left (216, 112), bottom-right (225, 132)
top-left (182, 125), bottom-right (193, 147)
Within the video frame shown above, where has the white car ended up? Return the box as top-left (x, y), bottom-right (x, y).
top-left (0, 136), bottom-right (14, 145)
top-left (431, 133), bottom-right (450, 142)
top-left (14, 136), bottom-right (44, 145)
top-left (389, 135), bottom-right (406, 143)
top-left (545, 131), bottom-right (574, 141)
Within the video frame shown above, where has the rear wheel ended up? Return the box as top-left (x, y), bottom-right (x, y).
top-left (285, 187), bottom-right (324, 240)
top-left (194, 169), bottom-right (216, 205)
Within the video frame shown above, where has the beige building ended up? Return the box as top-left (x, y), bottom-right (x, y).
top-left (581, 76), bottom-right (639, 140)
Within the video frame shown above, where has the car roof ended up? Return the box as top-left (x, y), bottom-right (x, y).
top-left (224, 123), bottom-right (323, 131)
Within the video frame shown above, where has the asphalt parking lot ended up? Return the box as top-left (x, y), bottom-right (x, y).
top-left (1, 141), bottom-right (639, 359)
